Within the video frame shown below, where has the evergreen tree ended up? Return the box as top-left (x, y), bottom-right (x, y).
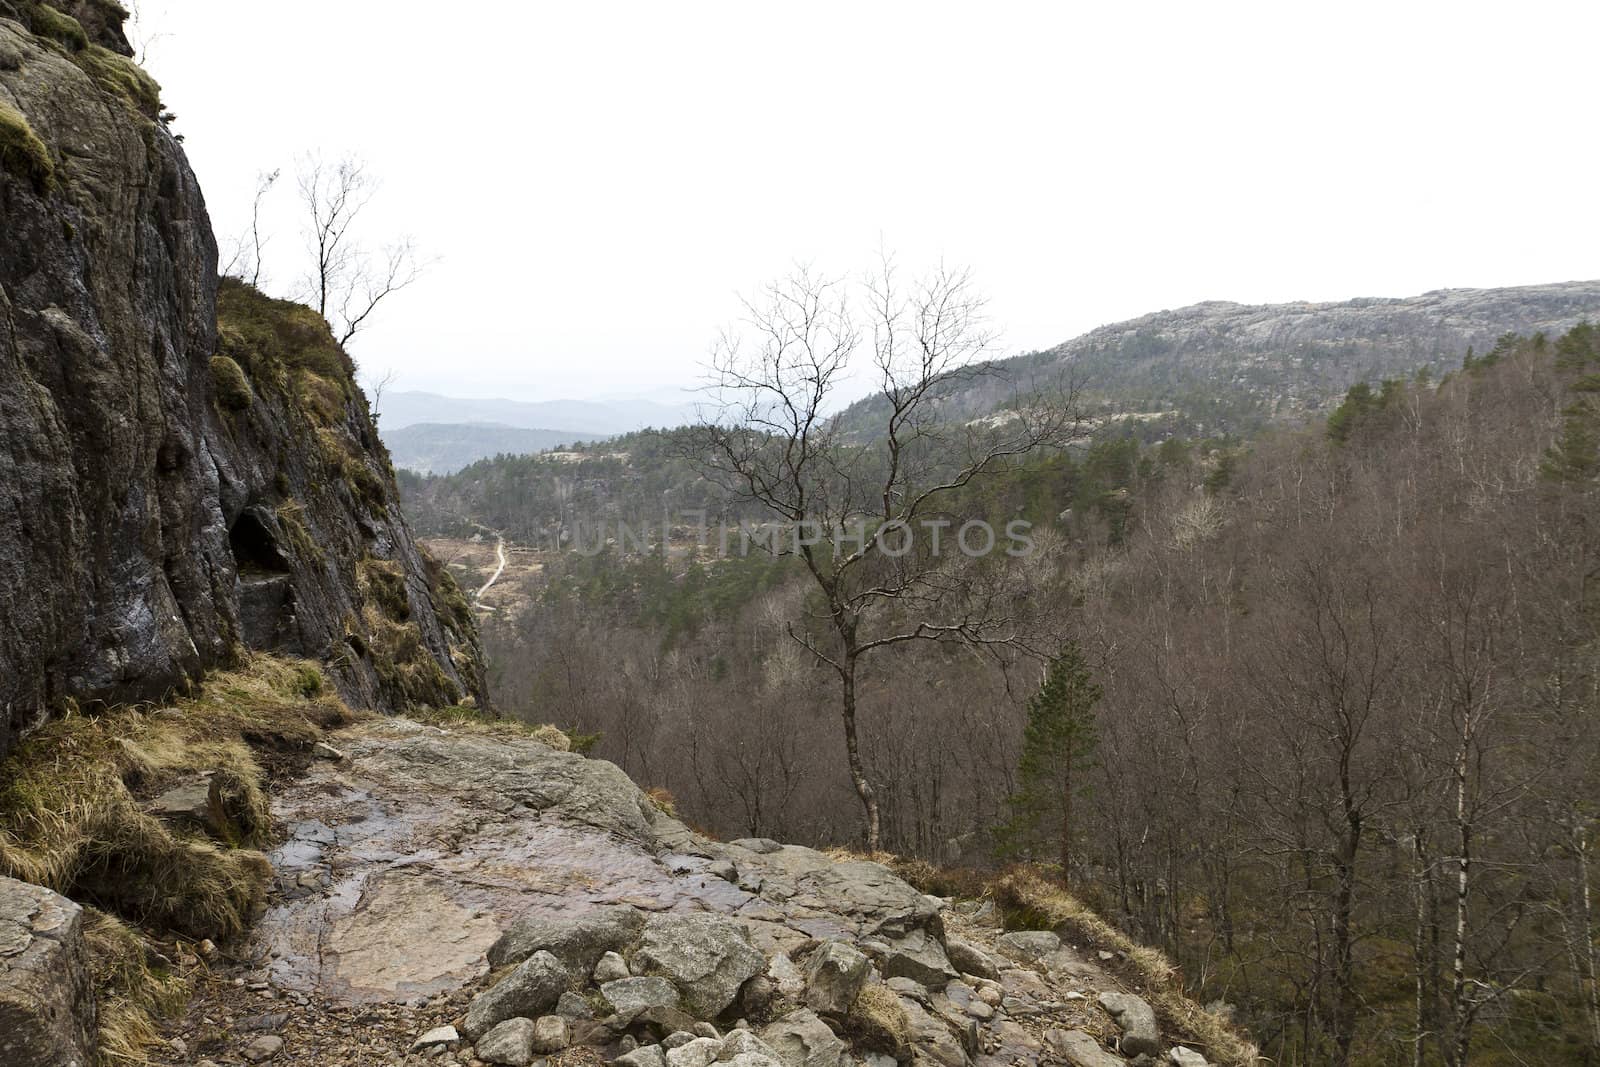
top-left (998, 643), bottom-right (1102, 885)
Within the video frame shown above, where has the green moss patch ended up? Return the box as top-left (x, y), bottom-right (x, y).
top-left (217, 277), bottom-right (355, 388)
top-left (27, 3), bottom-right (88, 50)
top-left (210, 354), bottom-right (253, 410)
top-left (0, 99), bottom-right (53, 190)
top-left (75, 42), bottom-right (159, 116)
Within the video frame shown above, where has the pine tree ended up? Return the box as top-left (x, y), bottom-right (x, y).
top-left (998, 643), bottom-right (1102, 885)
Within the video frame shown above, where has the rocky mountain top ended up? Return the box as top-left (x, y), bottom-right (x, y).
top-left (843, 280), bottom-right (1600, 437)
top-left (0, 716), bottom-right (1251, 1067)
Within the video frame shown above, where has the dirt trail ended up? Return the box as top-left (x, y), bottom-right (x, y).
top-left (474, 536), bottom-right (507, 600)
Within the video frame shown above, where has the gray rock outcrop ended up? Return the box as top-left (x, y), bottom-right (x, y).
top-left (0, 876), bottom-right (94, 1067)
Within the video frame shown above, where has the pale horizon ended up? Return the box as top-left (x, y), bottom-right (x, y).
top-left (134, 0), bottom-right (1600, 402)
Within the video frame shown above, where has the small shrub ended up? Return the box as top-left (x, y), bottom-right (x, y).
top-left (291, 664), bottom-right (324, 698)
top-left (563, 727), bottom-right (602, 755)
top-left (210, 354), bottom-right (253, 410)
top-left (358, 557), bottom-right (411, 621)
top-left (0, 100), bottom-right (54, 191)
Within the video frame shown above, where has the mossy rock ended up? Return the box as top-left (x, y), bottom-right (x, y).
top-left (75, 42), bottom-right (159, 116)
top-left (217, 278), bottom-right (355, 389)
top-left (0, 100), bottom-right (53, 191)
top-left (26, 2), bottom-right (89, 50)
top-left (210, 355), bottom-right (253, 410)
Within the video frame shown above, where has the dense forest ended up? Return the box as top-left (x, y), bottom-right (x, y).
top-left (402, 327), bottom-right (1600, 1066)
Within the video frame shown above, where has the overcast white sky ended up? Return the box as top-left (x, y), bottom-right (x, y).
top-left (137, 1), bottom-right (1599, 403)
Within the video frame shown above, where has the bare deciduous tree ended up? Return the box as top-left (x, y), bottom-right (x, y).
top-left (295, 154), bottom-right (423, 347)
top-left (221, 168), bottom-right (280, 286)
top-left (684, 258), bottom-right (1081, 850)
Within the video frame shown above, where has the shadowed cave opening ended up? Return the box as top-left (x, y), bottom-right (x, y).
top-left (229, 510), bottom-right (289, 575)
top-left (230, 509), bottom-right (297, 651)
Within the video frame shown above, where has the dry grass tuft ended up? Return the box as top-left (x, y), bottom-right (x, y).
top-left (532, 723), bottom-right (572, 752)
top-left (83, 907), bottom-right (191, 1066)
top-left (0, 654), bottom-right (358, 1063)
top-left (990, 867), bottom-right (1261, 1066)
top-left (402, 703), bottom-right (527, 738)
top-left (0, 655), bottom-right (351, 938)
top-left (644, 786), bottom-right (677, 818)
top-left (845, 981), bottom-right (912, 1055)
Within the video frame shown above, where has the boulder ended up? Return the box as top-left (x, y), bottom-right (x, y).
top-left (633, 1004), bottom-right (702, 1041)
top-left (1169, 1048), bottom-right (1210, 1067)
top-left (532, 1014), bottom-right (570, 1053)
top-left (602, 976), bottom-right (682, 1018)
top-left (759, 1008), bottom-right (848, 1067)
top-left (1044, 1029), bottom-right (1122, 1067)
top-left (730, 839), bottom-right (784, 854)
top-left (767, 953), bottom-right (806, 997)
top-left (476, 1018), bottom-right (538, 1066)
top-left (802, 941), bottom-right (871, 1015)
top-left (0, 877), bottom-right (94, 1067)
top-left (1098, 991), bottom-right (1161, 1057)
top-left (241, 1034), bottom-right (285, 1062)
top-left (725, 1055), bottom-right (784, 1067)
top-left (618, 1046), bottom-right (668, 1067)
top-left (488, 905), bottom-right (646, 972)
top-left (879, 929), bottom-right (957, 988)
top-left (993, 931), bottom-right (1061, 964)
top-left (463, 950), bottom-right (571, 1039)
top-left (557, 990), bottom-right (595, 1020)
top-left (634, 913), bottom-right (766, 1018)
top-left (595, 950), bottom-right (632, 984)
top-left (666, 1036), bottom-right (724, 1067)
top-left (719, 1029), bottom-right (782, 1061)
top-left (895, 996), bottom-right (969, 1067)
top-left (943, 939), bottom-right (998, 981)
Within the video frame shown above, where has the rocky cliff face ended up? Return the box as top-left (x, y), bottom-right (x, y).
top-left (0, 3), bottom-right (484, 760)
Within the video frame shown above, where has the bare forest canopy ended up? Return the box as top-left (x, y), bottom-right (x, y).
top-left (404, 324), bottom-right (1600, 1066)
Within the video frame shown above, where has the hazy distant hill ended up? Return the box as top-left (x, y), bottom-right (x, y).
top-left (377, 390), bottom-right (699, 435)
top-left (842, 280), bottom-right (1600, 437)
top-left (382, 422), bottom-right (598, 474)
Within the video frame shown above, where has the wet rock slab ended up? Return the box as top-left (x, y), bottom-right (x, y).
top-left (251, 720), bottom-right (753, 1003)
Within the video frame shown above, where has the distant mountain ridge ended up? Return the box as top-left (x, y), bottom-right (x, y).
top-left (377, 389), bottom-right (699, 435)
top-left (845, 279), bottom-right (1600, 437)
top-left (383, 422), bottom-right (598, 474)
